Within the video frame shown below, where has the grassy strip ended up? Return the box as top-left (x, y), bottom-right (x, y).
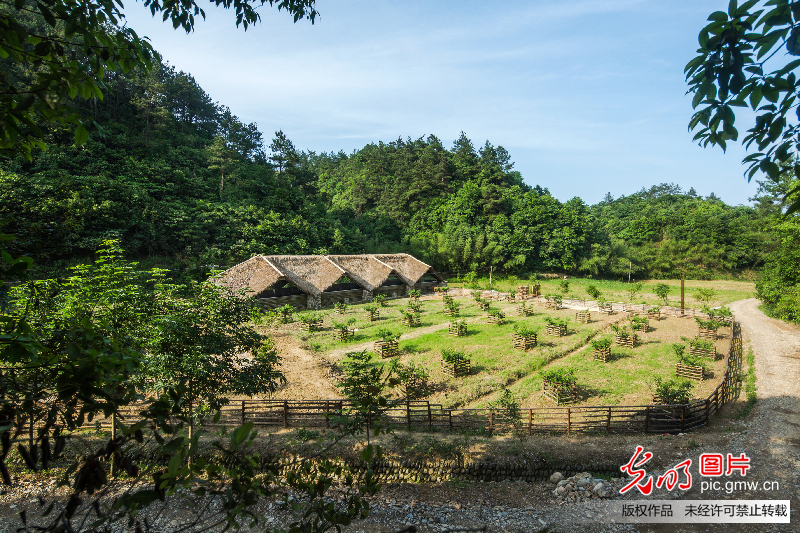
top-left (736, 347), bottom-right (757, 418)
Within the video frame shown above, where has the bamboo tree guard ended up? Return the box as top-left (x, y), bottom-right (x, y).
top-left (331, 328), bottom-right (355, 341)
top-left (545, 324), bottom-right (567, 337)
top-left (675, 362), bottom-right (705, 381)
top-left (598, 302), bottom-right (613, 314)
top-left (478, 300), bottom-right (491, 311)
top-left (614, 333), bottom-right (638, 348)
top-left (401, 314), bottom-right (421, 327)
top-left (698, 327), bottom-right (717, 340)
top-left (689, 345), bottom-right (716, 359)
top-left (516, 285), bottom-right (530, 299)
top-left (443, 306), bottom-right (460, 317)
top-left (593, 346), bottom-right (611, 363)
top-left (647, 310), bottom-right (661, 320)
top-left (441, 357), bottom-right (471, 377)
top-left (364, 309), bottom-right (379, 321)
top-left (512, 333), bottom-right (537, 350)
top-left (631, 321), bottom-right (649, 333)
top-left (373, 340), bottom-right (399, 358)
top-left (542, 379), bottom-right (577, 405)
top-left (544, 298), bottom-right (560, 310)
top-left (301, 318), bottom-right (323, 331)
top-left (448, 322), bottom-right (467, 336)
top-left (575, 311), bottom-right (591, 324)
top-left (517, 303), bottom-right (535, 316)
top-left (486, 312), bottom-right (505, 325)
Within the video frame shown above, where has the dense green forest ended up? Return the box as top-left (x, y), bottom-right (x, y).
top-left (0, 54), bottom-right (797, 318)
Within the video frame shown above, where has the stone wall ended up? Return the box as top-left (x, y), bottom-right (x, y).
top-left (260, 457), bottom-right (620, 484)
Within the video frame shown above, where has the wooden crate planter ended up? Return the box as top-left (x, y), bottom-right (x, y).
top-left (364, 310), bottom-right (379, 321)
top-left (647, 311), bottom-right (661, 320)
top-left (542, 380), bottom-right (577, 405)
top-left (575, 311), bottom-right (591, 324)
top-left (544, 300), bottom-right (560, 310)
top-left (593, 346), bottom-right (611, 363)
top-left (443, 307), bottom-right (460, 318)
top-left (373, 340), bottom-right (399, 359)
top-left (448, 322), bottom-right (467, 336)
top-left (331, 328), bottom-right (355, 342)
top-left (675, 362), bottom-right (704, 381)
top-left (512, 333), bottom-right (537, 350)
top-left (689, 345), bottom-right (716, 359)
top-left (441, 358), bottom-right (471, 377)
top-left (301, 319), bottom-right (323, 331)
top-left (614, 333), bottom-right (638, 348)
top-left (531, 284), bottom-right (541, 297)
top-left (545, 324), bottom-right (567, 337)
top-left (516, 285), bottom-right (530, 299)
top-left (631, 322), bottom-right (650, 333)
top-left (698, 327), bottom-right (717, 340)
top-left (401, 314), bottom-right (421, 327)
top-left (517, 304), bottom-right (534, 317)
top-left (598, 303), bottom-right (613, 314)
top-left (486, 313), bottom-right (506, 325)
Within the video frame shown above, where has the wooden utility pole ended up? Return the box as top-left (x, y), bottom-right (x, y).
top-left (489, 266), bottom-right (493, 287)
top-left (681, 277), bottom-right (685, 316)
top-left (628, 262), bottom-right (632, 283)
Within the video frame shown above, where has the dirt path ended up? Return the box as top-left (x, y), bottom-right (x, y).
top-left (269, 331), bottom-right (340, 400)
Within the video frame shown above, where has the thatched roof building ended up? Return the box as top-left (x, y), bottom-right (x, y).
top-left (219, 253), bottom-right (444, 309)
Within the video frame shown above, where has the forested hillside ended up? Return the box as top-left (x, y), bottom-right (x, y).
top-left (0, 56), bottom-right (782, 283)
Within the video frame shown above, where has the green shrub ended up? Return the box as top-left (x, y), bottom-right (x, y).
top-left (695, 317), bottom-right (722, 330)
top-left (441, 348), bottom-right (468, 364)
top-left (544, 316), bottom-right (568, 328)
top-left (653, 376), bottom-right (693, 404)
top-left (653, 283), bottom-right (671, 304)
top-left (332, 317), bottom-right (356, 331)
top-left (685, 336), bottom-right (714, 351)
top-left (513, 323), bottom-right (538, 337)
top-left (590, 337), bottom-right (612, 350)
top-left (586, 284), bottom-right (601, 300)
top-left (376, 328), bottom-right (400, 343)
top-left (373, 294), bottom-right (387, 306)
top-left (541, 367), bottom-right (576, 387)
top-left (694, 288), bottom-right (717, 306)
top-left (559, 279), bottom-right (570, 294)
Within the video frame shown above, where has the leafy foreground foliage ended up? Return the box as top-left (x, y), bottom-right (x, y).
top-left (0, 240), bottom-right (390, 532)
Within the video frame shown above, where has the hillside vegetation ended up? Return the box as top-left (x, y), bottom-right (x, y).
top-left (0, 55), bottom-right (797, 320)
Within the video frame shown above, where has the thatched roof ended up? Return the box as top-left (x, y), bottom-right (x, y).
top-left (219, 253), bottom-right (441, 298)
top-left (217, 255), bottom-right (283, 297)
top-left (327, 255), bottom-right (393, 291)
top-left (266, 256), bottom-right (344, 297)
top-left (372, 254), bottom-right (438, 286)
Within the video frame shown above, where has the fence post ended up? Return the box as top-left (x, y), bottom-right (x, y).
top-left (567, 408), bottom-right (571, 435)
top-left (705, 399), bottom-right (710, 425)
top-left (427, 401), bottom-right (432, 429)
top-left (645, 406), bottom-right (650, 433)
top-left (606, 408), bottom-right (611, 433)
top-left (449, 410), bottom-right (452, 430)
top-left (406, 400), bottom-right (411, 431)
top-left (681, 405), bottom-right (685, 433)
top-left (241, 401), bottom-right (245, 424)
top-left (283, 400), bottom-right (289, 428)
top-left (325, 400), bottom-right (330, 428)
top-left (489, 410), bottom-right (493, 433)
top-left (528, 409), bottom-right (532, 436)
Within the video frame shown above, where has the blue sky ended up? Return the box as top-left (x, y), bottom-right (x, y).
top-left (122, 0), bottom-right (760, 206)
